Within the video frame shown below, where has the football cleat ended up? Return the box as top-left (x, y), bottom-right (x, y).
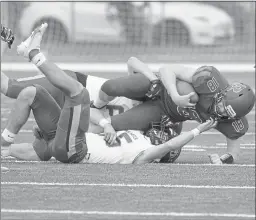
top-left (208, 154), bottom-right (223, 165)
top-left (17, 23), bottom-right (48, 59)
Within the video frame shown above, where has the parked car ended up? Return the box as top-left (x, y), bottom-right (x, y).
top-left (19, 2), bottom-right (125, 43)
top-left (19, 2), bottom-right (235, 46)
top-left (149, 2), bottom-right (235, 45)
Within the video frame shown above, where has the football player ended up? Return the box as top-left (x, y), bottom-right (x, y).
top-left (1, 70), bottom-right (135, 136)
top-left (2, 107), bottom-right (217, 164)
top-left (2, 23), bottom-right (186, 164)
top-left (93, 57), bottom-right (255, 164)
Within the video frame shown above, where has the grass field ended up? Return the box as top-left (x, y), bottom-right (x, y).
top-left (1, 70), bottom-right (255, 220)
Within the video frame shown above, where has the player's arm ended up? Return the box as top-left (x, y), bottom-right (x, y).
top-left (2, 143), bottom-right (41, 161)
top-left (135, 119), bottom-right (217, 164)
top-left (224, 137), bottom-right (240, 163)
top-left (158, 64), bottom-right (197, 107)
top-left (127, 57), bottom-right (158, 81)
top-left (209, 117), bottom-right (249, 164)
top-left (90, 107), bottom-right (117, 145)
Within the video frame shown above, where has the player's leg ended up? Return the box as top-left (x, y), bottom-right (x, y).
top-left (94, 73), bottom-right (151, 108)
top-left (2, 70), bottom-right (88, 109)
top-left (16, 23), bottom-right (83, 98)
top-left (1, 86), bottom-right (37, 145)
top-left (2, 85), bottom-right (61, 145)
top-left (17, 23), bottom-right (90, 163)
top-left (111, 99), bottom-right (165, 131)
top-left (51, 88), bottom-right (90, 163)
top-left (2, 142), bottom-right (41, 161)
top-left (1, 71), bottom-right (9, 95)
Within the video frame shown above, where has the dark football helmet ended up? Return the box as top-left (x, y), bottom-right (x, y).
top-left (145, 115), bottom-right (183, 163)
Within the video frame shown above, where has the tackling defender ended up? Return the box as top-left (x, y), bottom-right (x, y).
top-left (1, 23), bottom-right (217, 164)
top-left (93, 58), bottom-right (255, 164)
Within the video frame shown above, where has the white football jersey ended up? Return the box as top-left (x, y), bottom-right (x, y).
top-left (82, 130), bottom-right (153, 164)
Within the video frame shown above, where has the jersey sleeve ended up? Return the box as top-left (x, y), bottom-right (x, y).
top-left (191, 66), bottom-right (229, 95)
top-left (215, 117), bottom-right (249, 140)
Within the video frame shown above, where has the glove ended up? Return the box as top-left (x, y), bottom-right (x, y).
top-left (145, 79), bottom-right (162, 100)
top-left (208, 154), bottom-right (223, 165)
top-left (1, 24), bottom-right (15, 48)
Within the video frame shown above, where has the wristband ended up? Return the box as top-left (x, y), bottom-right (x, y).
top-left (191, 128), bottom-right (200, 137)
top-left (99, 119), bottom-right (110, 128)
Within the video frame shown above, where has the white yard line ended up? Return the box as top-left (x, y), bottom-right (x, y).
top-left (1, 209), bottom-right (255, 218)
top-left (1, 182), bottom-right (255, 189)
top-left (1, 159), bottom-right (255, 167)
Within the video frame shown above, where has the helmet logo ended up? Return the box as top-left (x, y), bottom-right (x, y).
top-left (232, 119), bottom-right (245, 132)
top-left (226, 105), bottom-right (236, 118)
top-left (227, 83), bottom-right (246, 93)
top-left (207, 77), bottom-right (219, 92)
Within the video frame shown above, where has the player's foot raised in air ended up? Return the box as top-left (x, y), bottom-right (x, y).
top-left (17, 23), bottom-right (48, 59)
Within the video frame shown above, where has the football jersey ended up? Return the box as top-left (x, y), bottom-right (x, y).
top-left (161, 66), bottom-right (249, 140)
top-left (82, 130), bottom-right (153, 164)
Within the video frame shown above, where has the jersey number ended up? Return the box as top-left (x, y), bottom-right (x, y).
top-left (232, 119), bottom-right (244, 132)
top-left (108, 132), bottom-right (133, 147)
top-left (207, 77), bottom-right (219, 92)
top-left (227, 83), bottom-right (246, 93)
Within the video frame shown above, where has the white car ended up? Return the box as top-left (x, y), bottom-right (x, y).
top-left (149, 2), bottom-right (235, 45)
top-left (19, 2), bottom-right (235, 45)
top-left (19, 2), bottom-right (125, 43)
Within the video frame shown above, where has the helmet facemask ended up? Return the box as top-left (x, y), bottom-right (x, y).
top-left (212, 91), bottom-right (237, 120)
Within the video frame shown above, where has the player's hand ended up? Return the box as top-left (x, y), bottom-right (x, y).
top-left (145, 79), bottom-right (162, 100)
top-left (197, 118), bottom-right (218, 133)
top-left (1, 25), bottom-right (15, 48)
top-left (103, 123), bottom-right (117, 146)
top-left (172, 92), bottom-right (197, 108)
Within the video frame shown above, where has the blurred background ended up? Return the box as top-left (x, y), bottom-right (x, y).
top-left (1, 1), bottom-right (255, 63)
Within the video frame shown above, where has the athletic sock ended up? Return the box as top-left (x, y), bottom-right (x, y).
top-left (29, 49), bottom-right (46, 67)
top-left (93, 98), bottom-right (108, 109)
top-left (1, 129), bottom-right (16, 144)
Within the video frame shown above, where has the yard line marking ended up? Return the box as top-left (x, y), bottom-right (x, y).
top-left (217, 143), bottom-right (255, 147)
top-left (1, 209), bottom-right (255, 218)
top-left (1, 182), bottom-right (255, 189)
top-left (1, 160), bottom-right (255, 167)
top-left (185, 145), bottom-right (255, 149)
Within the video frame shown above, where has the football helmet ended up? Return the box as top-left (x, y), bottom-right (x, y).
top-left (212, 82), bottom-right (255, 120)
top-left (145, 115), bottom-right (182, 163)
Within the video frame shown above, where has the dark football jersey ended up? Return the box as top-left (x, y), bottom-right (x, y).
top-left (161, 66), bottom-right (248, 140)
